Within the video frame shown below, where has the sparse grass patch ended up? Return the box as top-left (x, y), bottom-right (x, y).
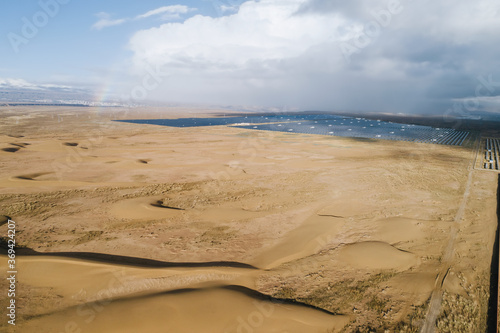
top-left (273, 286), bottom-right (296, 299)
top-left (393, 302), bottom-right (428, 333)
top-left (367, 295), bottom-right (387, 313)
top-left (198, 226), bottom-right (235, 245)
top-left (436, 292), bottom-right (479, 332)
top-left (110, 219), bottom-right (161, 230)
top-left (295, 272), bottom-right (396, 315)
top-left (436, 272), bottom-right (489, 332)
top-left (72, 230), bottom-right (104, 245)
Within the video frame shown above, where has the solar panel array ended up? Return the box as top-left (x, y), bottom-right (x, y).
top-left (115, 114), bottom-right (333, 127)
top-left (478, 138), bottom-right (500, 170)
top-left (116, 114), bottom-right (472, 146)
top-left (234, 118), bottom-right (470, 146)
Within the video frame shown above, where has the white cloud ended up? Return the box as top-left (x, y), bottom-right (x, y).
top-left (135, 5), bottom-right (193, 20)
top-left (92, 12), bottom-right (127, 30)
top-left (0, 78), bottom-right (73, 90)
top-left (220, 5), bottom-right (239, 13)
top-left (0, 78), bottom-right (37, 89)
top-left (92, 6), bottom-right (195, 30)
top-left (130, 0), bottom-right (349, 70)
top-left (125, 0), bottom-right (500, 114)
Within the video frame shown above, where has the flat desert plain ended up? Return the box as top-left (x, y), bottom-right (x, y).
top-left (0, 106), bottom-right (498, 332)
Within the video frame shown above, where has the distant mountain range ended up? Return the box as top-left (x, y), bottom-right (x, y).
top-left (0, 78), bottom-right (124, 107)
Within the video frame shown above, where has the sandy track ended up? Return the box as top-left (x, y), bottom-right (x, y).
top-left (421, 136), bottom-right (480, 333)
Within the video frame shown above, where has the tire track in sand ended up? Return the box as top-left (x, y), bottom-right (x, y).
top-left (420, 137), bottom-right (479, 333)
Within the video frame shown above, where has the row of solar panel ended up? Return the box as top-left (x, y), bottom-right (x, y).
top-left (234, 121), bottom-right (471, 146)
top-left (115, 114), bottom-right (348, 127)
top-left (482, 138), bottom-right (500, 170)
top-left (115, 114), bottom-right (472, 146)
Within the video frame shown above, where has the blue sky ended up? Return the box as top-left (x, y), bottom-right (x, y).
top-left (0, 0), bottom-right (239, 85)
top-left (1, 0), bottom-right (500, 115)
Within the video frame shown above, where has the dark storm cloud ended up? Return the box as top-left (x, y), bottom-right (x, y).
top-left (126, 0), bottom-right (500, 115)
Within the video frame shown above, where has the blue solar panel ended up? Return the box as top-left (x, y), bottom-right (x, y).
top-left (114, 114), bottom-right (337, 127)
top-left (234, 119), bottom-right (471, 146)
top-left (115, 114), bottom-right (472, 146)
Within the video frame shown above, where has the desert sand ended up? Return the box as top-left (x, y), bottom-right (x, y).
top-left (0, 105), bottom-right (498, 332)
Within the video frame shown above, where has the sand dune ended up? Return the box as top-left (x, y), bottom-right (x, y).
top-left (337, 241), bottom-right (420, 270)
top-left (385, 272), bottom-right (437, 305)
top-left (196, 206), bottom-right (266, 223)
top-left (14, 250), bottom-right (258, 268)
top-left (4, 254), bottom-right (348, 333)
top-left (26, 140), bottom-right (69, 153)
top-left (317, 201), bottom-right (376, 218)
top-left (373, 217), bottom-right (426, 244)
top-left (0, 177), bottom-right (94, 189)
top-left (9, 142), bottom-right (30, 148)
top-left (1, 107), bottom-right (497, 332)
top-left (13, 172), bottom-right (54, 181)
top-left (1, 147), bottom-right (20, 153)
top-left (252, 213), bottom-right (345, 269)
top-left (111, 196), bottom-right (270, 224)
top-left (2, 254), bottom-right (257, 302)
top-left (19, 286), bottom-right (349, 333)
top-left (110, 197), bottom-right (185, 220)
